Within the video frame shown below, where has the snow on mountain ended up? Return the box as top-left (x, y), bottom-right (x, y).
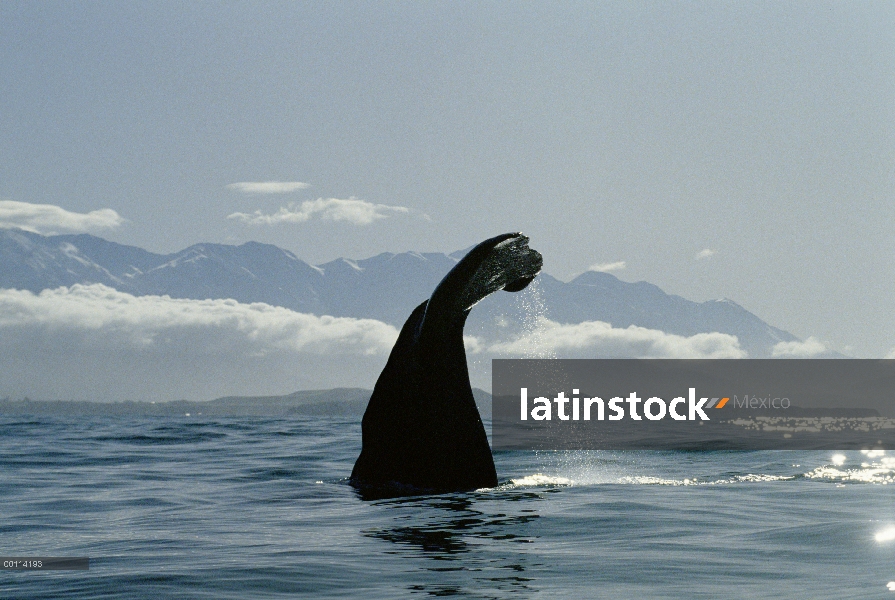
top-left (0, 228), bottom-right (810, 357)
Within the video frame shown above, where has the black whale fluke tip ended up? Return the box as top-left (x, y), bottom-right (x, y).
top-left (495, 232), bottom-right (542, 293)
top-left (350, 233), bottom-right (542, 499)
top-left (503, 275), bottom-right (536, 292)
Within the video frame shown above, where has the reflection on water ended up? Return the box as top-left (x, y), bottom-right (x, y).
top-left (363, 490), bottom-right (553, 597)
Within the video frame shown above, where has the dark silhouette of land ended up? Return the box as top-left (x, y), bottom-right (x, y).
top-left (0, 388), bottom-right (494, 419)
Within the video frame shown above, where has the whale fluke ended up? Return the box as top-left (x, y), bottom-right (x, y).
top-left (350, 233), bottom-right (542, 499)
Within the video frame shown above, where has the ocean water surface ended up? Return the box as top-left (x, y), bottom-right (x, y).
top-left (2, 415), bottom-right (895, 598)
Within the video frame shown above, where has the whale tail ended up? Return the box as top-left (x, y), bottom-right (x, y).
top-left (350, 233), bottom-right (542, 498)
top-left (421, 233), bottom-right (543, 335)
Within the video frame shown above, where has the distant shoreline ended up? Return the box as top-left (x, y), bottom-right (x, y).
top-left (0, 388), bottom-right (494, 418)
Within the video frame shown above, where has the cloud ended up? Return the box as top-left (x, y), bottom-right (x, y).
top-left (0, 200), bottom-right (125, 234)
top-left (695, 249), bottom-right (716, 260)
top-left (463, 335), bottom-right (487, 354)
top-left (0, 284), bottom-right (398, 356)
top-left (226, 181), bottom-right (311, 194)
top-left (228, 197), bottom-right (411, 226)
top-left (588, 261), bottom-right (626, 273)
top-left (772, 336), bottom-right (829, 358)
top-left (486, 318), bottom-right (747, 359)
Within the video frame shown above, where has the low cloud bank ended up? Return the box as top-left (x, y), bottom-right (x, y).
top-left (0, 286), bottom-right (753, 401)
top-left (0, 284), bottom-right (398, 356)
top-left (771, 336), bottom-right (829, 358)
top-left (0, 285), bottom-right (400, 401)
top-left (482, 317), bottom-right (747, 359)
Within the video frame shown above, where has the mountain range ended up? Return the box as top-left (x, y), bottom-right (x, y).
top-left (0, 227), bottom-right (804, 358)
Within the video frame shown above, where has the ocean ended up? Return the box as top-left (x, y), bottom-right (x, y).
top-left (2, 415), bottom-right (894, 598)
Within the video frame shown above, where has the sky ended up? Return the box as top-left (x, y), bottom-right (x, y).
top-left (1, 1), bottom-right (894, 364)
